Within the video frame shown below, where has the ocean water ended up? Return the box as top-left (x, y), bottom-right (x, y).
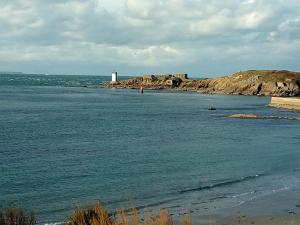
top-left (1, 74), bottom-right (300, 224)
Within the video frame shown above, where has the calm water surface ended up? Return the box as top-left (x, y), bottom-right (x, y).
top-left (1, 74), bottom-right (300, 224)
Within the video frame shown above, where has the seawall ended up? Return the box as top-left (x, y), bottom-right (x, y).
top-left (269, 97), bottom-right (300, 110)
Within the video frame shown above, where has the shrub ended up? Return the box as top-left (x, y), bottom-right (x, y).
top-left (67, 203), bottom-right (191, 225)
top-left (0, 207), bottom-right (36, 225)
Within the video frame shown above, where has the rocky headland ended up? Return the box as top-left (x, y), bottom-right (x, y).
top-left (104, 70), bottom-right (300, 97)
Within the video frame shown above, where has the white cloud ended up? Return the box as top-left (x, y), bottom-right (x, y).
top-left (0, 0), bottom-right (299, 76)
top-left (243, 0), bottom-right (256, 4)
top-left (236, 11), bottom-right (270, 29)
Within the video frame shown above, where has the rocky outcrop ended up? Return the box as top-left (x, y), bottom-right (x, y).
top-left (227, 114), bottom-right (300, 120)
top-left (103, 70), bottom-right (300, 97)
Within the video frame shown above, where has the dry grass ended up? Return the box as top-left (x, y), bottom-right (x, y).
top-left (208, 215), bottom-right (214, 225)
top-left (69, 203), bottom-right (113, 225)
top-left (142, 209), bottom-right (173, 225)
top-left (68, 203), bottom-right (191, 225)
top-left (180, 212), bottom-right (192, 225)
top-left (0, 207), bottom-right (36, 225)
top-left (0, 204), bottom-right (218, 225)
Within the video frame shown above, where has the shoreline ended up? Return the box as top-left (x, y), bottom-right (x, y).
top-left (192, 186), bottom-right (300, 225)
top-left (99, 85), bottom-right (272, 98)
top-left (42, 187), bottom-right (300, 225)
top-left (104, 70), bottom-right (300, 97)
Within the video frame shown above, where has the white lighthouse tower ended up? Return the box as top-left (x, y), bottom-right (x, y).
top-left (111, 71), bottom-right (118, 83)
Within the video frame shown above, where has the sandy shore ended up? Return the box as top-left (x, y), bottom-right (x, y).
top-left (222, 215), bottom-right (300, 225)
top-left (189, 213), bottom-right (300, 225)
top-left (192, 187), bottom-right (300, 225)
top-left (193, 213), bottom-right (300, 225)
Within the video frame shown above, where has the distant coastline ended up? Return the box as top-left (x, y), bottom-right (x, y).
top-left (0, 71), bottom-right (24, 75)
top-left (0, 72), bottom-right (46, 76)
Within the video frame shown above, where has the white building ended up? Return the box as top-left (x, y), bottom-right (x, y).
top-left (112, 71), bottom-right (118, 82)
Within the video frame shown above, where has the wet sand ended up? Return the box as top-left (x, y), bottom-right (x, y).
top-left (193, 187), bottom-right (300, 225)
top-left (222, 215), bottom-right (300, 225)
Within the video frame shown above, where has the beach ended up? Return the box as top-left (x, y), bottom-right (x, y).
top-left (191, 186), bottom-right (300, 225)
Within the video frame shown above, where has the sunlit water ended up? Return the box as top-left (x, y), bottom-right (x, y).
top-left (1, 74), bottom-right (300, 224)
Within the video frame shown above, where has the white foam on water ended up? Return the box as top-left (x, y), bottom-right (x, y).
top-left (44, 222), bottom-right (64, 225)
top-left (232, 190), bottom-right (256, 198)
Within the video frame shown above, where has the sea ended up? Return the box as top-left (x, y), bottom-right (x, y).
top-left (1, 73), bottom-right (300, 224)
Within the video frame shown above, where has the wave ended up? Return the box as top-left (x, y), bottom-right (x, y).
top-left (232, 190), bottom-right (256, 198)
top-left (179, 174), bottom-right (263, 194)
top-left (44, 222), bottom-right (64, 225)
top-left (134, 197), bottom-right (182, 211)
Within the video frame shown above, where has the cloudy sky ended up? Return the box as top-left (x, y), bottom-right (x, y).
top-left (0, 0), bottom-right (299, 77)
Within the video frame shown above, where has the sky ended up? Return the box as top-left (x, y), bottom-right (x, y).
top-left (0, 0), bottom-right (299, 77)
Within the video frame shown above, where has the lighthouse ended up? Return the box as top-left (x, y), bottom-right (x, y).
top-left (111, 71), bottom-right (118, 83)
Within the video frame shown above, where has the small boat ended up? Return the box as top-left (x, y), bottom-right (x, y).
top-left (208, 106), bottom-right (216, 110)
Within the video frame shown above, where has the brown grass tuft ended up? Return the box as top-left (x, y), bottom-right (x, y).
top-left (0, 207), bottom-right (36, 225)
top-left (69, 203), bottom-right (113, 225)
top-left (208, 215), bottom-right (214, 225)
top-left (68, 204), bottom-right (193, 225)
top-left (180, 212), bottom-right (192, 225)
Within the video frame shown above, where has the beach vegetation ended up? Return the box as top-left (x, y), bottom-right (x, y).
top-left (0, 207), bottom-right (36, 225)
top-left (68, 203), bottom-right (192, 225)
